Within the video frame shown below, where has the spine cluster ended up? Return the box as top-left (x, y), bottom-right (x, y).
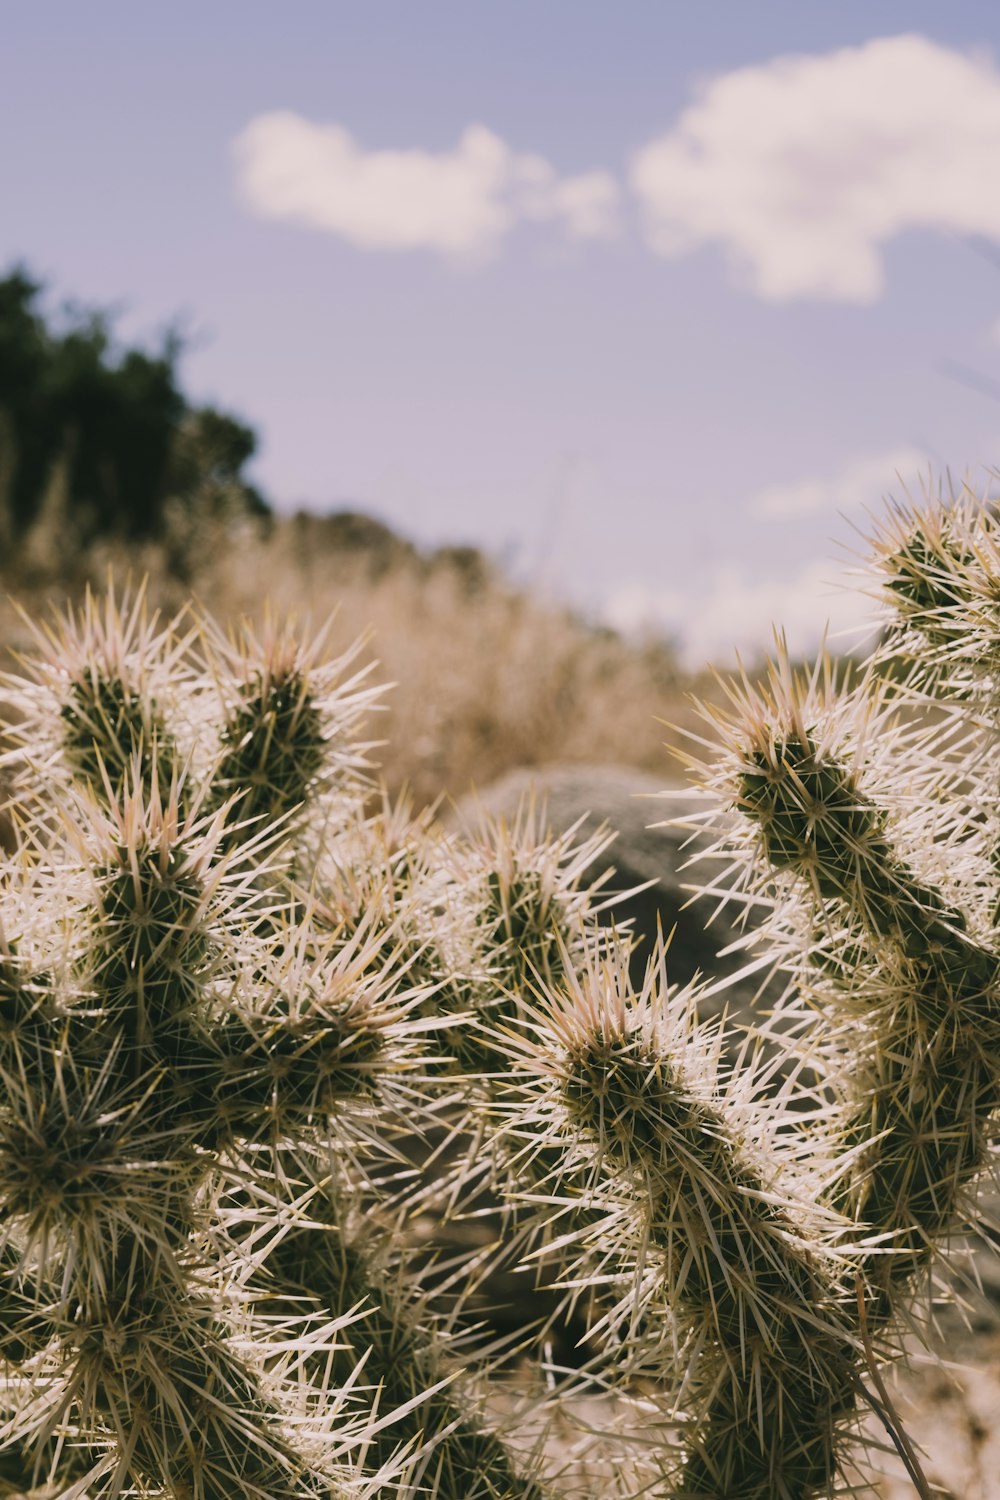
top-left (1, 487), bottom-right (1000, 1499)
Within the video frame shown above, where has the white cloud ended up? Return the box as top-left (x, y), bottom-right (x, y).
top-left (607, 445), bottom-right (933, 666)
top-left (605, 558), bottom-right (873, 671)
top-left (747, 446), bottom-right (927, 520)
top-left (550, 172), bottom-right (621, 241)
top-left (631, 35), bottom-right (1000, 302)
top-left (234, 113), bottom-right (620, 258)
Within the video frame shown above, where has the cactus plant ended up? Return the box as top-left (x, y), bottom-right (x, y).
top-left (0, 591), bottom-right (551, 1498)
top-left (475, 486), bottom-right (1000, 1496)
top-left (3, 486), bottom-right (1000, 1500)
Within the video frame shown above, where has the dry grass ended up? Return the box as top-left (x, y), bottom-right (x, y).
top-left (0, 511), bottom-right (719, 806)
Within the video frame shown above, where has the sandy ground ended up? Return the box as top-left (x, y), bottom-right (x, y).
top-left (499, 1238), bottom-right (1000, 1498)
top-left (520, 1328), bottom-right (1000, 1498)
top-left (864, 1285), bottom-right (1000, 1500)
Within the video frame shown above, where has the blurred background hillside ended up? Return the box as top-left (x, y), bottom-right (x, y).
top-left (8, 5), bottom-right (1000, 685)
top-left (0, 266), bottom-right (701, 806)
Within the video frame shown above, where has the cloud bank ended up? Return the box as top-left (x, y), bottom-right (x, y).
top-left (603, 445), bottom-right (925, 666)
top-left (746, 446), bottom-right (927, 520)
top-left (235, 36), bottom-right (1000, 296)
top-left (631, 34), bottom-right (1000, 302)
top-left (234, 113), bottom-right (620, 258)
top-left (605, 558), bottom-right (872, 672)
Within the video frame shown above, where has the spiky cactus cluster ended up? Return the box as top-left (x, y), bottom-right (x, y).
top-left (488, 488), bottom-right (1000, 1495)
top-left (0, 593), bottom-right (572, 1499)
top-left (4, 487), bottom-right (1000, 1500)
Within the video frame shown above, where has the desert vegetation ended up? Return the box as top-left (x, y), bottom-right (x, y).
top-left (0, 487), bottom-right (1000, 1499)
top-left (0, 267), bottom-right (265, 554)
top-left (0, 506), bottom-right (694, 810)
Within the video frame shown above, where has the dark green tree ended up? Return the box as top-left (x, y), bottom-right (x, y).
top-left (0, 267), bottom-right (269, 555)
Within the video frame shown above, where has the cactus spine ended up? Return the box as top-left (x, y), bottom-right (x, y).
top-left (3, 489), bottom-right (1000, 1497)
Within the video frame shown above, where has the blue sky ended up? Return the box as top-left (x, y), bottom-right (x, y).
top-left (5, 3), bottom-right (1000, 664)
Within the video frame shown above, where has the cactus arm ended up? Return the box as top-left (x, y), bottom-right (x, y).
top-left (502, 945), bottom-right (855, 1500)
top-left (667, 648), bottom-right (1000, 1496)
top-left (736, 728), bottom-right (1000, 1291)
top-left (257, 1193), bottom-right (550, 1500)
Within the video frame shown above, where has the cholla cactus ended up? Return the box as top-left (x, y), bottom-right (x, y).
top-left (5, 487), bottom-right (1000, 1500)
top-left (482, 487), bottom-right (1000, 1497)
top-left (644, 491), bottom-right (1000, 1495)
top-left (0, 590), bottom-right (550, 1499)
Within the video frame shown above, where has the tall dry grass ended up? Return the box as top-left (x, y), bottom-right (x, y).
top-left (0, 510), bottom-right (714, 806)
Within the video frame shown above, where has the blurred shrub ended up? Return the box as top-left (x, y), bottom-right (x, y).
top-left (0, 266), bottom-right (267, 569)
